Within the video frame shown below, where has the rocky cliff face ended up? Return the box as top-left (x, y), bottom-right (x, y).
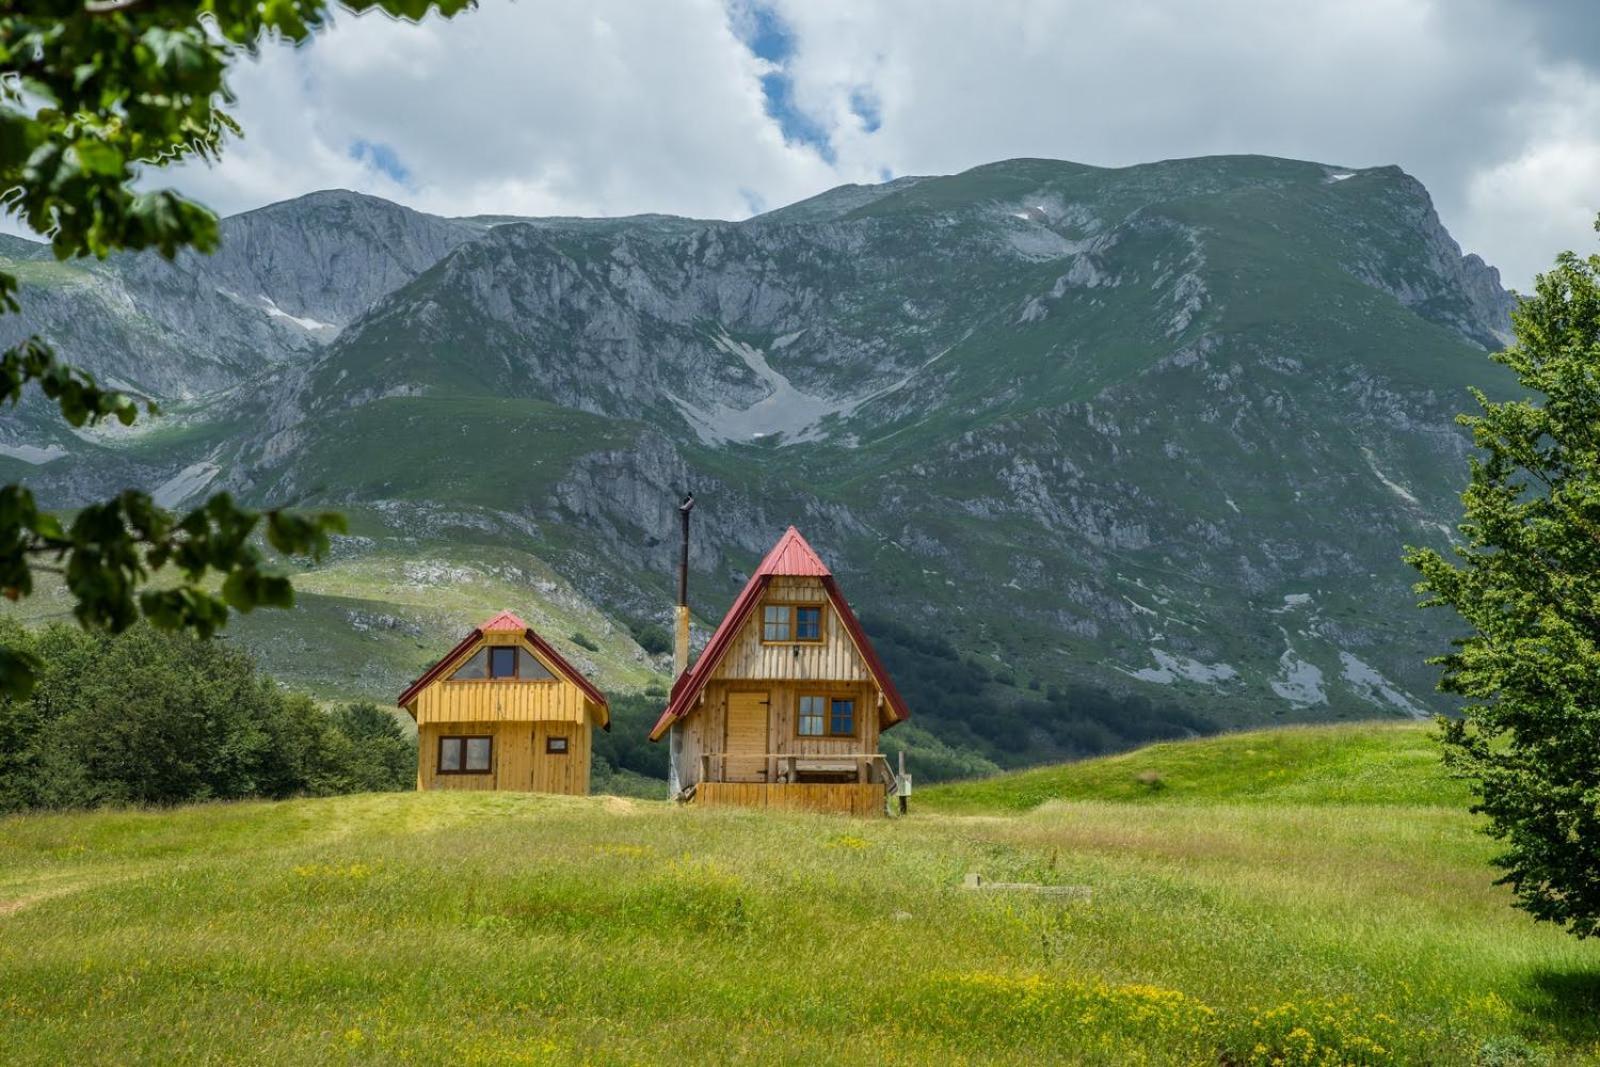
top-left (0, 155), bottom-right (1517, 751)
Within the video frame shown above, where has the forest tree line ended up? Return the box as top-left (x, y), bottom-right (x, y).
top-left (0, 621), bottom-right (413, 814)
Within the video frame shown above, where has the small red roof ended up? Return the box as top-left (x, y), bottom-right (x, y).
top-left (649, 527), bottom-right (909, 741)
top-left (397, 611), bottom-right (610, 728)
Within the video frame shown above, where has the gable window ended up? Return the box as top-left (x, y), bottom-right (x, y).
top-left (439, 735), bottom-right (493, 774)
top-left (489, 646), bottom-right (517, 679)
top-left (518, 648), bottom-right (555, 680)
top-left (451, 644), bottom-right (557, 682)
top-left (546, 736), bottom-right (569, 755)
top-left (450, 648), bottom-right (489, 680)
top-left (797, 695), bottom-right (855, 738)
top-left (763, 605), bottom-right (790, 642)
top-left (796, 606), bottom-right (822, 641)
top-left (761, 604), bottom-right (825, 644)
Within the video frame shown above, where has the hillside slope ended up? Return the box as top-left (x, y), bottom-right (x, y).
top-left (921, 722), bottom-right (1470, 811)
top-left (1, 727), bottom-right (1596, 1064)
top-left (0, 156), bottom-right (1519, 767)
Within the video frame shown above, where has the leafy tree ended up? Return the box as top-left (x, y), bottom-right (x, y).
top-left (1407, 226), bottom-right (1600, 939)
top-left (0, 622), bottom-right (415, 811)
top-left (0, 0), bottom-right (469, 699)
top-left (324, 701), bottom-right (415, 791)
top-left (629, 621), bottom-right (672, 657)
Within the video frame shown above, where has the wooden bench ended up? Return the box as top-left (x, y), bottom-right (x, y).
top-left (791, 757), bottom-right (863, 783)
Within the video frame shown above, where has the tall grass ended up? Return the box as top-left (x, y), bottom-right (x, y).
top-left (0, 726), bottom-right (1595, 1064)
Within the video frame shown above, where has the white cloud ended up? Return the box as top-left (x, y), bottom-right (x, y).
top-left (123, 1), bottom-right (1600, 289)
top-left (1460, 65), bottom-right (1600, 292)
top-left (166, 0), bottom-right (849, 222)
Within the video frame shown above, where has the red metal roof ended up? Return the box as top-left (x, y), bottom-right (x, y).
top-left (480, 610), bottom-right (530, 632)
top-left (759, 525), bottom-right (832, 577)
top-left (648, 528), bottom-right (909, 741)
top-left (397, 611), bottom-right (610, 729)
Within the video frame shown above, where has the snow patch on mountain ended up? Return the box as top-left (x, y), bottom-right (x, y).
top-left (666, 330), bottom-right (864, 445)
top-left (259, 295), bottom-right (337, 332)
top-left (1362, 447), bottom-right (1420, 505)
top-left (1339, 652), bottom-right (1430, 718)
top-left (152, 462), bottom-right (220, 508)
top-left (0, 443), bottom-right (67, 464)
top-left (1271, 634), bottom-right (1328, 706)
top-left (1123, 647), bottom-right (1239, 686)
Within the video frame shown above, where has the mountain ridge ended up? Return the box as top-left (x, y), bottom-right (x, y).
top-left (0, 155), bottom-right (1517, 772)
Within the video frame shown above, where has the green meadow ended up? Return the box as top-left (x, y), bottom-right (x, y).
top-left (1, 723), bottom-right (1596, 1065)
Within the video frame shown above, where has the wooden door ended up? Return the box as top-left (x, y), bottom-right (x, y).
top-left (724, 691), bottom-right (769, 782)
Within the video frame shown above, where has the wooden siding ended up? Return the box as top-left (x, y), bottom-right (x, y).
top-left (416, 720), bottom-right (590, 795)
top-left (694, 782), bottom-right (887, 817)
top-left (677, 679), bottom-right (882, 788)
top-left (711, 576), bottom-right (872, 684)
top-left (412, 630), bottom-right (600, 727)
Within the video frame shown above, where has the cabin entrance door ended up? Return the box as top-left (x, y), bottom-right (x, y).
top-left (724, 691), bottom-right (769, 782)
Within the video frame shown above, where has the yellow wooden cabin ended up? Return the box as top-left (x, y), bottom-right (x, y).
top-left (398, 611), bottom-right (610, 794)
top-left (650, 527), bottom-right (910, 815)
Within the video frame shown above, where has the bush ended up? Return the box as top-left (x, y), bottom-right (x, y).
top-left (570, 631), bottom-right (600, 653)
top-left (0, 621), bottom-right (414, 813)
top-left (629, 622), bottom-right (672, 657)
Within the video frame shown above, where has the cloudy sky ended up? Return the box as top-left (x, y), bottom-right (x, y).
top-left (163, 0), bottom-right (1598, 291)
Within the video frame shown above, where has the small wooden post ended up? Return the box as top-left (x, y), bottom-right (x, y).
top-left (898, 751), bottom-right (908, 815)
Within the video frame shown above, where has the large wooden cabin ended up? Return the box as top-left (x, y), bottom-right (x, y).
top-left (650, 527), bottom-right (909, 815)
top-left (398, 611), bottom-right (609, 794)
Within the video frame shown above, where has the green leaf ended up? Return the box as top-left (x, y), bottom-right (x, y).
top-left (70, 138), bottom-right (124, 177)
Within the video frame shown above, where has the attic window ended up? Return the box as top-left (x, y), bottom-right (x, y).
top-left (762, 605), bottom-right (790, 642)
top-left (546, 736), bottom-right (569, 755)
top-left (489, 646), bottom-right (517, 679)
top-left (450, 648), bottom-right (489, 680)
top-left (796, 606), bottom-right (821, 641)
top-left (761, 604), bottom-right (825, 644)
top-left (519, 648), bottom-right (555, 680)
top-left (451, 644), bottom-right (555, 682)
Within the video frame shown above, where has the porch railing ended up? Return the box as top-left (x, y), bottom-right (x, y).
top-left (699, 752), bottom-right (897, 792)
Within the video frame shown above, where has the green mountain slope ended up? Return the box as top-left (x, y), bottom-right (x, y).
top-left (0, 155), bottom-right (1521, 771)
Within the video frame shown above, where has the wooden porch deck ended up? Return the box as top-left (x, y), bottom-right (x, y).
top-left (692, 781), bottom-right (889, 817)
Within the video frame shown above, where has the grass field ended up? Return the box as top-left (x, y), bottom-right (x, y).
top-left (1, 723), bottom-right (1597, 1065)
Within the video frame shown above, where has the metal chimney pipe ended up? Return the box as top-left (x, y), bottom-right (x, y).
top-left (674, 493), bottom-right (694, 678)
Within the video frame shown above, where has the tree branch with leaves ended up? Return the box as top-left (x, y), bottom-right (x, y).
top-left (0, 0), bottom-right (471, 697)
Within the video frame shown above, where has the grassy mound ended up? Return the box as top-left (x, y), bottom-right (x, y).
top-left (920, 722), bottom-right (1468, 813)
top-left (1, 727), bottom-right (1597, 1064)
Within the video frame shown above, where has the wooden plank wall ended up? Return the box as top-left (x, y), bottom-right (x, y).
top-left (676, 575), bottom-right (895, 791)
top-left (412, 631), bottom-right (597, 727)
top-left (416, 720), bottom-right (590, 794)
top-left (694, 782), bottom-right (887, 817)
top-left (711, 576), bottom-right (873, 684)
top-left (681, 681), bottom-right (884, 785)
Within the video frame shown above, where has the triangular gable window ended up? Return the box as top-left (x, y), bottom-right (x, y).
top-left (450, 648), bottom-right (489, 680)
top-left (448, 645), bottom-right (556, 681)
top-left (518, 648), bottom-right (555, 681)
